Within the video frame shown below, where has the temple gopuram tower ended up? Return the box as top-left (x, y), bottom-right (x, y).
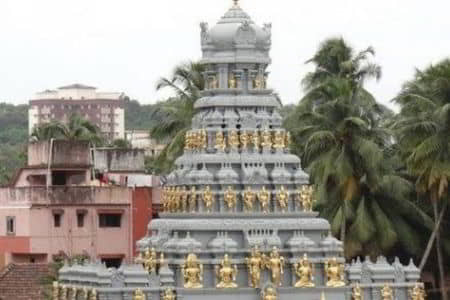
top-left (57, 2), bottom-right (422, 300)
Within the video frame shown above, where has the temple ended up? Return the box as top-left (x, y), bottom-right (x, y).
top-left (56, 2), bottom-right (424, 300)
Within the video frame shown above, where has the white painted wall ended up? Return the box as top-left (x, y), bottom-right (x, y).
top-left (114, 107), bottom-right (125, 139)
top-left (28, 105), bottom-right (39, 134)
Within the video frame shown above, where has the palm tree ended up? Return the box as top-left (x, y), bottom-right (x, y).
top-left (392, 59), bottom-right (450, 300)
top-left (284, 38), bottom-right (433, 258)
top-left (150, 61), bottom-right (205, 174)
top-left (30, 114), bottom-right (104, 146)
top-left (301, 37), bottom-right (381, 95)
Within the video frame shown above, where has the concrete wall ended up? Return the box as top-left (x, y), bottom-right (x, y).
top-left (29, 204), bottom-right (132, 262)
top-left (94, 149), bottom-right (145, 172)
top-left (0, 186), bottom-right (131, 206)
top-left (0, 186), bottom-right (134, 263)
top-left (28, 140), bottom-right (91, 167)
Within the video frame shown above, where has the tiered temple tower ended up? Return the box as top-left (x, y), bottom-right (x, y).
top-left (57, 2), bottom-right (422, 300)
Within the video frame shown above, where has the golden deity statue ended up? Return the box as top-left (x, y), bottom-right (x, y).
top-left (276, 186), bottom-right (289, 212)
top-left (258, 186), bottom-right (271, 213)
top-left (189, 186), bottom-right (197, 212)
top-left (229, 130), bottom-right (240, 149)
top-left (224, 186), bottom-right (237, 211)
top-left (52, 281), bottom-right (59, 300)
top-left (191, 131), bottom-right (200, 150)
top-left (210, 75), bottom-right (218, 89)
top-left (285, 132), bottom-right (291, 149)
top-left (180, 186), bottom-right (188, 212)
top-left (251, 131), bottom-right (261, 151)
top-left (141, 247), bottom-right (158, 273)
top-left (381, 284), bottom-right (393, 300)
top-left (70, 286), bottom-right (77, 300)
top-left (409, 283), bottom-right (425, 300)
top-left (173, 186), bottom-right (181, 212)
top-left (89, 289), bottom-right (97, 300)
top-left (182, 253), bottom-right (204, 288)
top-left (199, 129), bottom-right (207, 150)
top-left (324, 257), bottom-right (345, 287)
top-left (263, 247), bottom-right (285, 286)
top-left (243, 186), bottom-right (256, 212)
top-left (184, 131), bottom-right (192, 150)
top-left (133, 288), bottom-right (146, 300)
top-left (352, 283), bottom-right (363, 300)
top-left (162, 187), bottom-right (168, 212)
top-left (245, 246), bottom-right (264, 288)
top-left (253, 75), bottom-right (264, 89)
top-left (297, 185), bottom-right (314, 212)
top-left (215, 131), bottom-right (227, 152)
top-left (240, 131), bottom-right (250, 149)
top-left (162, 288), bottom-right (176, 300)
top-left (202, 185), bottom-right (214, 212)
top-left (294, 253), bottom-right (315, 287)
top-left (216, 254), bottom-right (238, 288)
top-left (229, 74), bottom-right (237, 88)
top-left (262, 287), bottom-right (277, 300)
top-left (273, 131), bottom-right (285, 150)
top-left (61, 285), bottom-right (68, 300)
top-left (261, 129), bottom-right (272, 148)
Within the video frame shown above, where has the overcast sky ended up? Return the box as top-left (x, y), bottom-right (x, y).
top-left (0, 0), bottom-right (449, 109)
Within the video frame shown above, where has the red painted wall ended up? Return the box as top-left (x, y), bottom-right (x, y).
top-left (132, 188), bottom-right (152, 255)
top-left (0, 236), bottom-right (30, 253)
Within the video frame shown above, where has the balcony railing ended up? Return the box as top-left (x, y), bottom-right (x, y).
top-left (0, 186), bottom-right (132, 205)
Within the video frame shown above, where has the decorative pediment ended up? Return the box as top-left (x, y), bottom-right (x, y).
top-left (234, 21), bottom-right (257, 45)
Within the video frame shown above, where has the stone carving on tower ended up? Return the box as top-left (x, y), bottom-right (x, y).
top-left (57, 1), bottom-right (422, 300)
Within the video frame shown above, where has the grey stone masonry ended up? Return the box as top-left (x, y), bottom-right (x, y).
top-left (58, 2), bottom-right (421, 300)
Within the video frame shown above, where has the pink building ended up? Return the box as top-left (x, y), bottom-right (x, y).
top-left (0, 140), bottom-right (157, 269)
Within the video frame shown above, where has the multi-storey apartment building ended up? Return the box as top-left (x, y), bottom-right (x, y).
top-left (28, 84), bottom-right (126, 140)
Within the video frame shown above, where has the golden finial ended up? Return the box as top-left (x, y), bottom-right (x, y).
top-left (233, 0), bottom-right (239, 7)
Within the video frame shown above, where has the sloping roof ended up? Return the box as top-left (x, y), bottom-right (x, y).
top-left (58, 83), bottom-right (97, 90)
top-left (0, 263), bottom-right (50, 300)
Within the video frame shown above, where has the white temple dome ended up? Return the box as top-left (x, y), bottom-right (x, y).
top-left (201, 4), bottom-right (271, 49)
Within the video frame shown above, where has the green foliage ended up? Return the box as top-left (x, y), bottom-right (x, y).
top-left (149, 61), bottom-right (205, 174)
top-left (124, 98), bottom-right (166, 130)
top-left (110, 138), bottom-right (132, 149)
top-left (30, 114), bottom-right (105, 146)
top-left (285, 37), bottom-right (435, 259)
top-left (0, 103), bottom-right (28, 185)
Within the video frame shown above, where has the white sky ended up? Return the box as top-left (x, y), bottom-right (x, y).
top-left (0, 0), bottom-right (449, 109)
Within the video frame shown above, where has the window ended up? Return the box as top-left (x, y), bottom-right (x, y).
top-left (6, 217), bottom-right (15, 235)
top-left (101, 257), bottom-right (122, 268)
top-left (54, 214), bottom-right (61, 227)
top-left (99, 214), bottom-right (121, 228)
top-left (77, 213), bottom-right (85, 228)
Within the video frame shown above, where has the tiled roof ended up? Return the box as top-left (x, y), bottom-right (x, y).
top-left (0, 263), bottom-right (50, 300)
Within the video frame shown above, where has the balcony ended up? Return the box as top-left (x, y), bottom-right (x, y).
top-left (0, 186), bottom-right (132, 206)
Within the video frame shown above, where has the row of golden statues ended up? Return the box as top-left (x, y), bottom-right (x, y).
top-left (131, 288), bottom-right (176, 300)
top-left (184, 129), bottom-right (292, 152)
top-left (132, 283), bottom-right (424, 300)
top-left (52, 282), bottom-right (97, 300)
top-left (162, 185), bottom-right (314, 213)
top-left (178, 247), bottom-right (345, 289)
top-left (207, 74), bottom-right (267, 90)
top-left (351, 282), bottom-right (426, 300)
top-left (134, 247), bottom-right (165, 273)
top-left (184, 129), bottom-right (207, 151)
